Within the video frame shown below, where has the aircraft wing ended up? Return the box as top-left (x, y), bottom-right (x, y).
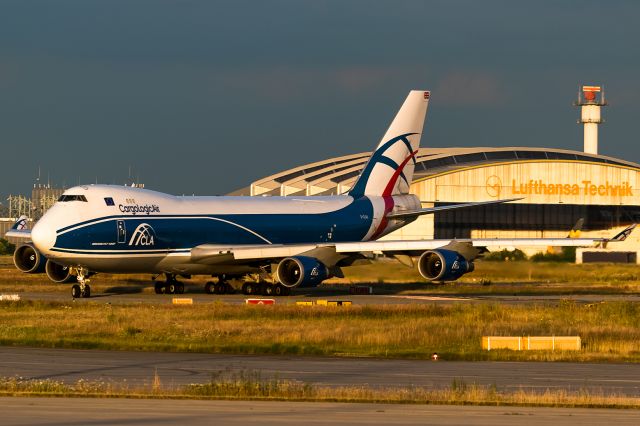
top-left (190, 224), bottom-right (636, 264)
top-left (387, 198), bottom-right (522, 219)
top-left (3, 216), bottom-right (31, 240)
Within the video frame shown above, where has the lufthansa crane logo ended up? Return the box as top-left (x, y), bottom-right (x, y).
top-left (486, 175), bottom-right (502, 198)
top-left (128, 223), bottom-right (156, 246)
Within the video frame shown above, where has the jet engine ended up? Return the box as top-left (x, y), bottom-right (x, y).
top-left (13, 243), bottom-right (46, 273)
top-left (417, 249), bottom-right (474, 282)
top-left (45, 259), bottom-right (75, 283)
top-left (276, 256), bottom-right (329, 288)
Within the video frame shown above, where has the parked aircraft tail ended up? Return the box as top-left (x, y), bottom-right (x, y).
top-left (4, 215), bottom-right (31, 240)
top-left (11, 215), bottom-right (28, 231)
top-left (349, 90), bottom-right (429, 198)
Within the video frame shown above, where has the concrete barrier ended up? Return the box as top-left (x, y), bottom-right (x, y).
top-left (297, 300), bottom-right (352, 307)
top-left (482, 336), bottom-right (581, 351)
top-left (349, 285), bottom-right (373, 295)
top-left (245, 298), bottom-right (275, 305)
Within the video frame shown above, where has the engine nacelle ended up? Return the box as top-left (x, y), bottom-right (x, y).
top-left (276, 256), bottom-right (329, 288)
top-left (13, 243), bottom-right (45, 273)
top-left (417, 249), bottom-right (474, 282)
top-left (45, 259), bottom-right (75, 283)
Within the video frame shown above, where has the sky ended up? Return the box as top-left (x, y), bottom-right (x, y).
top-left (1, 0), bottom-right (639, 201)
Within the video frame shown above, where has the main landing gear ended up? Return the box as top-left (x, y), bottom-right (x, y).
top-left (71, 268), bottom-right (91, 298)
top-left (241, 282), bottom-right (290, 296)
top-left (154, 274), bottom-right (185, 295)
top-left (204, 276), bottom-right (234, 295)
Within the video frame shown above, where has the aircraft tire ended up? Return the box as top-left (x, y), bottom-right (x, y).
top-left (82, 285), bottom-right (91, 298)
top-left (264, 284), bottom-right (275, 296)
top-left (71, 284), bottom-right (81, 299)
top-left (242, 282), bottom-right (255, 295)
top-left (205, 282), bottom-right (215, 294)
top-left (274, 284), bottom-right (285, 296)
top-left (154, 282), bottom-right (165, 294)
top-left (214, 282), bottom-right (225, 294)
top-left (167, 283), bottom-right (176, 294)
top-left (176, 282), bottom-right (185, 294)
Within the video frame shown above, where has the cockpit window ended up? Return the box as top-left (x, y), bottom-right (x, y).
top-left (58, 195), bottom-right (88, 202)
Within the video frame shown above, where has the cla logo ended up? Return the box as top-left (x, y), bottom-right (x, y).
top-left (310, 267), bottom-right (319, 277)
top-left (128, 223), bottom-right (156, 246)
top-left (486, 175), bottom-right (502, 198)
top-left (452, 260), bottom-right (460, 271)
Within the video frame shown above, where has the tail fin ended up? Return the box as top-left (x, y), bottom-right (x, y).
top-left (11, 215), bottom-right (28, 231)
top-left (4, 215), bottom-right (30, 240)
top-left (349, 90), bottom-right (429, 198)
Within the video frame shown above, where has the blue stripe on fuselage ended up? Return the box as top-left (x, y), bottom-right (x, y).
top-left (52, 197), bottom-right (375, 253)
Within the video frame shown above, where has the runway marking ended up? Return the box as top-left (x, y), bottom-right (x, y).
top-left (388, 295), bottom-right (473, 302)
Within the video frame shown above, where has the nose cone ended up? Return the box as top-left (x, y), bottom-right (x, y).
top-left (31, 220), bottom-right (57, 254)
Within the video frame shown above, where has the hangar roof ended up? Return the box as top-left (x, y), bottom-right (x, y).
top-left (231, 147), bottom-right (640, 196)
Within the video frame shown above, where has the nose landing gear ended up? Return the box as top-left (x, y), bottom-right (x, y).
top-left (71, 268), bottom-right (91, 298)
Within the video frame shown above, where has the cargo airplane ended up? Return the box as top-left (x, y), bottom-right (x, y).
top-left (6, 90), bottom-right (635, 298)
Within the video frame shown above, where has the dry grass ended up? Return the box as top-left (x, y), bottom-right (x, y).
top-left (2, 300), bottom-right (640, 361)
top-left (1, 373), bottom-right (638, 409)
top-left (328, 260), bottom-right (640, 295)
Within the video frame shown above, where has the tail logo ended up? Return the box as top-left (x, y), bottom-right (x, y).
top-left (16, 218), bottom-right (27, 230)
top-left (128, 223), bottom-right (156, 246)
top-left (349, 133), bottom-right (418, 198)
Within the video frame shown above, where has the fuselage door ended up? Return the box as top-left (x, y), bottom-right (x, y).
top-left (117, 220), bottom-right (126, 244)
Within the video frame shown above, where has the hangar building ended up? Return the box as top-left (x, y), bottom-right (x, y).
top-left (231, 87), bottom-right (640, 259)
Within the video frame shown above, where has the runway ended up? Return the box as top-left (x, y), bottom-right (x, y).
top-left (2, 397), bottom-right (640, 425)
top-left (2, 347), bottom-right (640, 395)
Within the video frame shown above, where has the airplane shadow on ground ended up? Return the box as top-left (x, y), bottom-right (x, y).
top-left (95, 280), bottom-right (443, 298)
top-left (291, 282), bottom-right (449, 298)
top-left (101, 279), bottom-right (150, 296)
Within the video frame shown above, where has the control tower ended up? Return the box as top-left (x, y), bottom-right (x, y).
top-left (576, 85), bottom-right (606, 155)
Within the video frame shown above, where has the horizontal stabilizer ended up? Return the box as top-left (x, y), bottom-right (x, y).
top-left (386, 198), bottom-right (523, 219)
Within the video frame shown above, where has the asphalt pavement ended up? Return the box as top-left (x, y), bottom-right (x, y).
top-left (1, 347), bottom-right (640, 395)
top-left (2, 398), bottom-right (640, 426)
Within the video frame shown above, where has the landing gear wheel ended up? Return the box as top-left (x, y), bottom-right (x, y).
top-left (225, 283), bottom-right (234, 294)
top-left (274, 284), bottom-right (286, 296)
top-left (176, 282), bottom-right (185, 294)
top-left (242, 282), bottom-right (255, 295)
top-left (81, 285), bottom-right (91, 298)
top-left (167, 282), bottom-right (177, 294)
top-left (205, 282), bottom-right (215, 294)
top-left (154, 282), bottom-right (165, 294)
top-left (214, 282), bottom-right (225, 294)
top-left (71, 284), bottom-right (81, 298)
top-left (264, 284), bottom-right (275, 296)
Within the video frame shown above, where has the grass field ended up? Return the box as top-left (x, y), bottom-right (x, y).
top-left (2, 299), bottom-right (640, 362)
top-left (1, 373), bottom-right (639, 409)
top-left (2, 256), bottom-right (640, 362)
